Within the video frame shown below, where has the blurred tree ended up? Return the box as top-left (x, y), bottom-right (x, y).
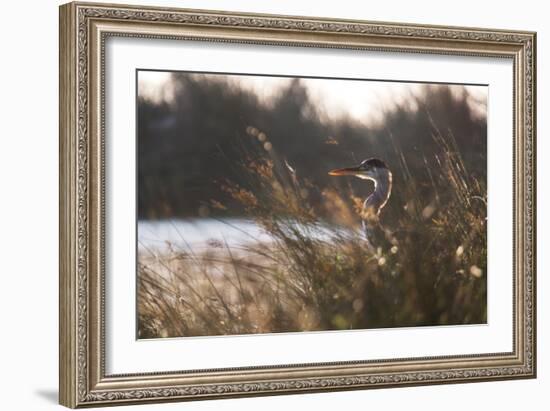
top-left (137, 73), bottom-right (486, 221)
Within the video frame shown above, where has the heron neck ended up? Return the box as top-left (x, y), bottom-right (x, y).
top-left (363, 169), bottom-right (392, 218)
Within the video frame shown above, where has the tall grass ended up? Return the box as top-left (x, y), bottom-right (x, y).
top-left (137, 123), bottom-right (486, 338)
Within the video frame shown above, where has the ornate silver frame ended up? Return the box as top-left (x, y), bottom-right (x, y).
top-left (59, 1), bottom-right (536, 408)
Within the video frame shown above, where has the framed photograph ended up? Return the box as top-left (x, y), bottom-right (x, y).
top-left (59, 2), bottom-right (536, 408)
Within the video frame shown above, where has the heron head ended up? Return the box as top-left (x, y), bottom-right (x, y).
top-left (329, 158), bottom-right (389, 181)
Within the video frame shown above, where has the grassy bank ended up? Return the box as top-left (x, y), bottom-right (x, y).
top-left (138, 125), bottom-right (487, 338)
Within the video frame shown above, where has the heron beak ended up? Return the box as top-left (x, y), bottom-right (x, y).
top-left (328, 166), bottom-right (361, 176)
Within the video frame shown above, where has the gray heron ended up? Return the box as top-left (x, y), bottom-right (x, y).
top-left (329, 158), bottom-right (393, 249)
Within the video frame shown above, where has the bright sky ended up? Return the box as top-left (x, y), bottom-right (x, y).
top-left (138, 70), bottom-right (487, 125)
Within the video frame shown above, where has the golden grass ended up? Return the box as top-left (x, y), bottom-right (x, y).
top-left (138, 126), bottom-right (486, 338)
